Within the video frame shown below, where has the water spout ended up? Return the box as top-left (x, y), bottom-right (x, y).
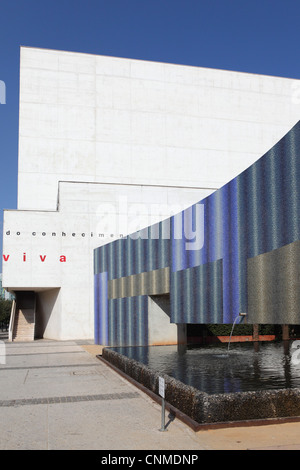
top-left (227, 313), bottom-right (247, 353)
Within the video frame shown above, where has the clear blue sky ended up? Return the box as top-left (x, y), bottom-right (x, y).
top-left (1, 0), bottom-right (300, 258)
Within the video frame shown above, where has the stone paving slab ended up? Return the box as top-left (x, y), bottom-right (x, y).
top-left (0, 340), bottom-right (203, 450)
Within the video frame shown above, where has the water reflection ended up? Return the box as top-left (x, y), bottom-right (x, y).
top-left (111, 341), bottom-right (300, 395)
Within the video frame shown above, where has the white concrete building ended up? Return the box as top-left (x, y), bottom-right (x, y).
top-left (2, 46), bottom-right (300, 341)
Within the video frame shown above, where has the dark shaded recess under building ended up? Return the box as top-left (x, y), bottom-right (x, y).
top-left (186, 324), bottom-right (299, 344)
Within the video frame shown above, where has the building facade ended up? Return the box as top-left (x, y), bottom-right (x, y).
top-left (2, 46), bottom-right (300, 341)
top-left (94, 122), bottom-right (300, 346)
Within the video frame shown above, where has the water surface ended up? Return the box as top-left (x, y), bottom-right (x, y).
top-left (111, 342), bottom-right (300, 395)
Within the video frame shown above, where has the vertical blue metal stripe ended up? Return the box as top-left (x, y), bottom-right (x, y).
top-left (221, 184), bottom-right (230, 322)
top-left (101, 272), bottom-right (108, 345)
top-left (264, 147), bottom-right (284, 253)
top-left (94, 274), bottom-right (99, 344)
top-left (228, 178), bottom-right (240, 321)
top-left (237, 171), bottom-right (248, 314)
top-left (247, 159), bottom-right (264, 259)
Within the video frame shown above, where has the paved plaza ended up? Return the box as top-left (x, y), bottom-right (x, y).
top-left (1, 338), bottom-right (300, 450)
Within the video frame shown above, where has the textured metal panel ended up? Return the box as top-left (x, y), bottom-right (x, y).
top-left (171, 259), bottom-right (223, 324)
top-left (107, 295), bottom-right (148, 346)
top-left (108, 267), bottom-right (170, 299)
top-left (247, 240), bottom-right (300, 324)
top-left (94, 272), bottom-right (108, 345)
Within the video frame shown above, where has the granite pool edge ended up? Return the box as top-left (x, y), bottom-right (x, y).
top-left (101, 347), bottom-right (300, 426)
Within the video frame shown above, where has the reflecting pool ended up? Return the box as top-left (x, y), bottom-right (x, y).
top-left (111, 341), bottom-right (300, 395)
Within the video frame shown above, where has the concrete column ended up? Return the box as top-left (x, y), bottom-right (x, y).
top-left (177, 323), bottom-right (187, 345)
top-left (253, 324), bottom-right (259, 341)
top-left (282, 324), bottom-right (289, 341)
